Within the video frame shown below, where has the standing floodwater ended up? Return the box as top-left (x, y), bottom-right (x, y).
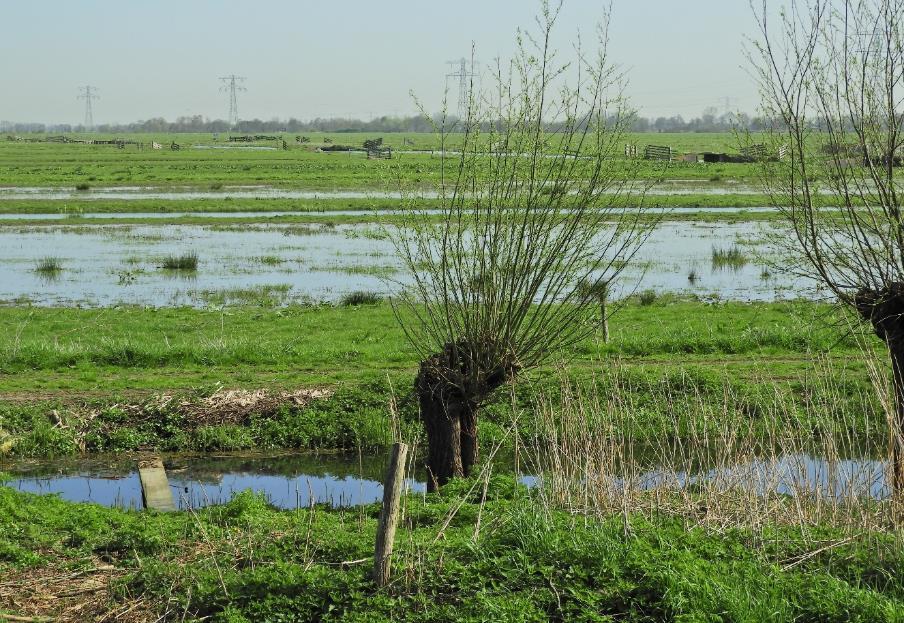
top-left (0, 220), bottom-right (808, 306)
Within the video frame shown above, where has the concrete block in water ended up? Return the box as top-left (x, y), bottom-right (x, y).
top-left (138, 457), bottom-right (176, 511)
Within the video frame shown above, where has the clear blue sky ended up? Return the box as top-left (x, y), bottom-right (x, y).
top-left (0, 1), bottom-right (760, 124)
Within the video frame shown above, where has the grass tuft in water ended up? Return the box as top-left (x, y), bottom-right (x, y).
top-left (161, 253), bottom-right (199, 271)
top-left (711, 245), bottom-right (749, 271)
top-left (34, 257), bottom-right (63, 276)
top-left (687, 268), bottom-right (700, 284)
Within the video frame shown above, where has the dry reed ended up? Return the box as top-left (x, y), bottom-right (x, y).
top-left (520, 361), bottom-right (899, 538)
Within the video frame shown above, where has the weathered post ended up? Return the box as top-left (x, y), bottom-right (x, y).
top-left (600, 286), bottom-right (609, 344)
top-left (373, 442), bottom-right (409, 586)
top-left (138, 456), bottom-right (176, 512)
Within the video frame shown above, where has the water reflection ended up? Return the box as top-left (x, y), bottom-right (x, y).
top-left (626, 454), bottom-right (888, 500)
top-left (1, 453), bottom-right (422, 510)
top-left (0, 447), bottom-right (890, 511)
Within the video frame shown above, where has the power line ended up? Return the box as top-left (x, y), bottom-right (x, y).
top-left (77, 85), bottom-right (99, 132)
top-left (219, 75), bottom-right (246, 129)
top-left (446, 58), bottom-right (475, 119)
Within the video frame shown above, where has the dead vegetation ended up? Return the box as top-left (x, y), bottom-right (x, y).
top-left (98, 387), bottom-right (333, 427)
top-left (524, 362), bottom-right (900, 533)
top-left (1, 386), bottom-right (334, 456)
top-left (0, 558), bottom-right (154, 623)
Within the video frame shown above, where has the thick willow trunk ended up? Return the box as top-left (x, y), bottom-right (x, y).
top-left (416, 365), bottom-right (478, 491)
top-left (459, 407), bottom-right (479, 477)
top-left (415, 343), bottom-right (511, 491)
top-left (856, 285), bottom-right (904, 505)
top-left (417, 371), bottom-right (461, 490)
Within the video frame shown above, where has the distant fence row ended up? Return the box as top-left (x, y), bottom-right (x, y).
top-left (623, 142), bottom-right (790, 164)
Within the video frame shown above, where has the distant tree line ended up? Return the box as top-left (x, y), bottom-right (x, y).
top-left (0, 114), bottom-right (440, 135)
top-left (1, 109), bottom-right (775, 134)
top-left (632, 108), bottom-right (773, 133)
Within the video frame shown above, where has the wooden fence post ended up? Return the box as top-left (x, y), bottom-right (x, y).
top-left (373, 442), bottom-right (409, 586)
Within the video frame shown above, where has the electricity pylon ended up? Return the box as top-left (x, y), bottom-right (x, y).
top-left (219, 75), bottom-right (246, 129)
top-left (77, 85), bottom-right (99, 131)
top-left (446, 58), bottom-right (475, 119)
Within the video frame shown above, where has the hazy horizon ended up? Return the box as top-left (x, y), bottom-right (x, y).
top-left (1, 1), bottom-right (760, 126)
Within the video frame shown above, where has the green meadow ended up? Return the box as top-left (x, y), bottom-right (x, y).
top-left (2, 134), bottom-right (903, 621)
top-left (0, 132), bottom-right (765, 191)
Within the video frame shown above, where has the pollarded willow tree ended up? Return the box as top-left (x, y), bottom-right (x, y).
top-left (751, 0), bottom-right (904, 497)
top-left (391, 1), bottom-right (659, 490)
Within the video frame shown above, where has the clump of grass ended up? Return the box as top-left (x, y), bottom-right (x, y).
top-left (711, 245), bottom-right (748, 271)
top-left (74, 183), bottom-right (91, 191)
top-left (687, 268), bottom-right (699, 284)
top-left (638, 289), bottom-right (657, 306)
top-left (34, 257), bottom-right (63, 276)
top-left (760, 267), bottom-right (773, 280)
top-left (161, 253), bottom-right (199, 271)
top-left (340, 291), bottom-right (382, 306)
top-left (117, 270), bottom-right (138, 285)
top-left (255, 255), bottom-right (284, 266)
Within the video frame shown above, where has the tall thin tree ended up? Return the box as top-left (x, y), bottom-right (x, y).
top-left (392, 1), bottom-right (659, 490)
top-left (751, 0), bottom-right (904, 501)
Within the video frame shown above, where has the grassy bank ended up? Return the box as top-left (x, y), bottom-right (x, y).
top-left (0, 299), bottom-right (851, 381)
top-left (1, 477), bottom-right (902, 621)
top-left (0, 192), bottom-right (781, 216)
top-left (0, 299), bottom-right (884, 458)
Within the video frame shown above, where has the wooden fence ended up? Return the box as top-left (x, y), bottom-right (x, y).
top-left (367, 148), bottom-right (392, 159)
top-left (644, 145), bottom-right (672, 161)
